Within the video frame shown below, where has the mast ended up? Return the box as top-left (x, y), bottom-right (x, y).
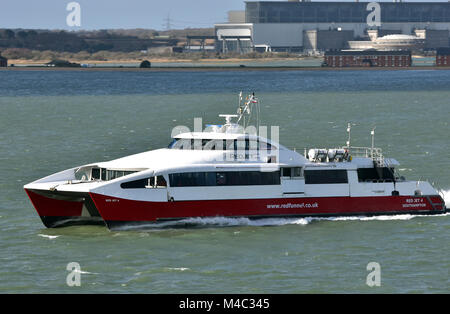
top-left (236, 92), bottom-right (260, 129)
top-left (371, 127), bottom-right (376, 158)
top-left (346, 123), bottom-right (351, 148)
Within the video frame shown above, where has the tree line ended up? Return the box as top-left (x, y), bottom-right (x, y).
top-left (0, 28), bottom-right (215, 53)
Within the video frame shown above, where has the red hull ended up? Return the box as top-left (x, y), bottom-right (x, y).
top-left (25, 189), bottom-right (103, 228)
top-left (25, 188), bottom-right (446, 229)
top-left (89, 192), bottom-right (446, 228)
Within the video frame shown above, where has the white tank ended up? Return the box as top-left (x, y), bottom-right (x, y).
top-left (328, 149), bottom-right (337, 161)
top-left (308, 149), bottom-right (318, 161)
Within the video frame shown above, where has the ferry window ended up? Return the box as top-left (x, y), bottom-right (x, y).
top-left (169, 171), bottom-right (280, 187)
top-left (91, 168), bottom-right (100, 180)
top-left (247, 138), bottom-right (258, 152)
top-left (357, 168), bottom-right (395, 182)
top-left (259, 142), bottom-right (272, 150)
top-left (202, 139), bottom-right (212, 148)
top-left (304, 170), bottom-right (348, 184)
top-left (121, 178), bottom-right (148, 189)
top-left (282, 168), bottom-right (291, 177)
top-left (108, 171), bottom-right (118, 180)
top-left (236, 139), bottom-right (246, 152)
top-left (169, 173), bottom-right (181, 186)
top-left (121, 176), bottom-right (167, 189)
top-left (221, 171), bottom-right (280, 186)
top-left (169, 172), bottom-right (215, 187)
top-left (168, 139), bottom-right (177, 149)
top-left (228, 140), bottom-right (237, 151)
top-left (203, 139), bottom-right (224, 151)
top-left (101, 169), bottom-right (138, 182)
top-left (259, 171), bottom-right (281, 185)
top-left (216, 172), bottom-right (227, 186)
top-left (292, 167), bottom-right (302, 178)
top-left (107, 170), bottom-right (127, 180)
top-left (281, 167), bottom-right (303, 178)
top-left (75, 168), bottom-right (90, 181)
top-left (156, 176), bottom-right (167, 187)
top-left (170, 138), bottom-right (192, 150)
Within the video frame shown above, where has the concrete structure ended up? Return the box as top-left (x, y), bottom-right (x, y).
top-left (185, 36), bottom-right (217, 52)
top-left (215, 24), bottom-right (253, 53)
top-left (324, 50), bottom-right (412, 68)
top-left (304, 29), bottom-right (354, 52)
top-left (436, 47), bottom-right (450, 67)
top-left (228, 11), bottom-right (246, 24)
top-left (215, 1), bottom-right (450, 53)
top-left (414, 29), bottom-right (450, 49)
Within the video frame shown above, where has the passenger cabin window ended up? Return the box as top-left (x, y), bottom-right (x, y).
top-left (91, 168), bottom-right (100, 180)
top-left (89, 167), bottom-right (138, 181)
top-left (169, 171), bottom-right (280, 187)
top-left (121, 176), bottom-right (167, 189)
top-left (281, 167), bottom-right (303, 179)
top-left (357, 168), bottom-right (395, 183)
top-left (168, 138), bottom-right (276, 152)
top-left (304, 170), bottom-right (348, 184)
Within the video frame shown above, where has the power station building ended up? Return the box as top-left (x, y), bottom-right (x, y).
top-left (215, 1), bottom-right (450, 53)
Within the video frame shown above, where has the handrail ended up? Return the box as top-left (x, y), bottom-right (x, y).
top-left (304, 145), bottom-right (386, 165)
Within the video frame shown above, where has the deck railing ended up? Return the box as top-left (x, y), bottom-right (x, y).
top-left (301, 146), bottom-right (386, 166)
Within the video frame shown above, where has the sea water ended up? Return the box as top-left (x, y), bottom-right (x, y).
top-left (0, 69), bottom-right (449, 293)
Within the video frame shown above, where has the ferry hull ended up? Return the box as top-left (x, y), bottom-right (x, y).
top-left (89, 193), bottom-right (446, 229)
top-left (25, 189), bottom-right (105, 228)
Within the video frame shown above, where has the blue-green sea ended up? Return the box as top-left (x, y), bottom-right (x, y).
top-left (0, 69), bottom-right (448, 293)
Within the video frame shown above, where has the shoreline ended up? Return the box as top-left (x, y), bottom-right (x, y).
top-left (1, 65), bottom-right (449, 71)
top-left (5, 57), bottom-right (319, 65)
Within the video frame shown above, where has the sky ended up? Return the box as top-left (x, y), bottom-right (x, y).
top-left (0, 0), bottom-right (448, 31)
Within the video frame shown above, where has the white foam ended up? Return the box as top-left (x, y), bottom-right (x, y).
top-left (38, 234), bottom-right (60, 239)
top-left (442, 189), bottom-right (450, 208)
top-left (73, 270), bottom-right (99, 275)
top-left (113, 216), bottom-right (311, 230)
top-left (328, 214), bottom-right (416, 222)
top-left (114, 214), bottom-right (446, 231)
top-left (164, 267), bottom-right (190, 272)
top-left (176, 216), bottom-right (310, 227)
top-left (179, 212), bottom-right (449, 227)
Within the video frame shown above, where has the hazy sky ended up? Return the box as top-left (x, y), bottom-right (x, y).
top-left (0, 0), bottom-right (448, 30)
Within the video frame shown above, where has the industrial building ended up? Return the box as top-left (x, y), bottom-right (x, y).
top-left (324, 50), bottom-right (412, 68)
top-left (436, 47), bottom-right (450, 66)
top-left (215, 1), bottom-right (450, 53)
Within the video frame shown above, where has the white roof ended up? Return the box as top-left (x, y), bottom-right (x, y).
top-left (174, 132), bottom-right (245, 140)
top-left (174, 132), bottom-right (272, 141)
top-left (97, 148), bottom-right (226, 170)
top-left (378, 34), bottom-right (420, 40)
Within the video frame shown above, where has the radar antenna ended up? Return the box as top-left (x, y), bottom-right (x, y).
top-left (236, 92), bottom-right (260, 129)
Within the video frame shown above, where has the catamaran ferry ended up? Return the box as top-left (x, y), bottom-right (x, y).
top-left (24, 93), bottom-right (447, 229)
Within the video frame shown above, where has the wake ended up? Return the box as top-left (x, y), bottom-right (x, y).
top-left (115, 212), bottom-right (449, 231)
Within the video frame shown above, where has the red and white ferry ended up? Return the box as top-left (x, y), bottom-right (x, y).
top-left (24, 93), bottom-right (447, 229)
